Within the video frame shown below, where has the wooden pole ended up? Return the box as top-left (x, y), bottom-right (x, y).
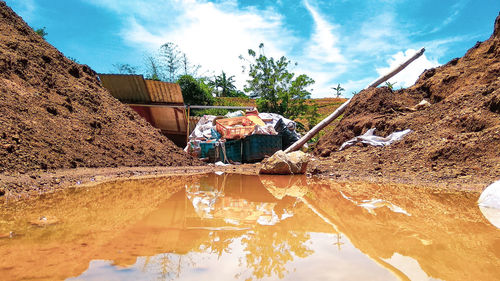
top-left (186, 106), bottom-right (191, 144)
top-left (365, 48), bottom-right (425, 89)
top-left (284, 48), bottom-right (425, 153)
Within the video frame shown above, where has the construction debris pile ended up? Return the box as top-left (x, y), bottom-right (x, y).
top-left (186, 110), bottom-right (300, 164)
top-left (0, 2), bottom-right (201, 177)
top-left (313, 13), bottom-right (500, 185)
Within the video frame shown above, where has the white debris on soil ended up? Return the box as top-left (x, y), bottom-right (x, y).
top-left (339, 128), bottom-right (412, 150)
top-left (478, 180), bottom-right (500, 228)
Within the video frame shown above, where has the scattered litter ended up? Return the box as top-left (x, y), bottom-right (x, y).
top-left (407, 99), bottom-right (431, 111)
top-left (215, 161), bottom-right (229, 166)
top-left (478, 179), bottom-right (500, 209)
top-left (224, 110), bottom-right (245, 118)
top-left (214, 171), bottom-right (224, 175)
top-left (478, 179), bottom-right (500, 228)
top-left (258, 113), bottom-right (295, 128)
top-left (339, 128), bottom-right (412, 150)
top-left (253, 124), bottom-right (278, 135)
top-left (275, 118), bottom-right (301, 150)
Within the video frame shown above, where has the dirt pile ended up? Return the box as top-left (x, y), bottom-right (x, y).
top-left (314, 13), bottom-right (500, 187)
top-left (0, 2), bottom-right (201, 176)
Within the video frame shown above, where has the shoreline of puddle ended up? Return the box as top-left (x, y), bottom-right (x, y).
top-left (1, 173), bottom-right (498, 281)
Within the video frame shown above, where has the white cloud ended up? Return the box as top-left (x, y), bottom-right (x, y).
top-left (85, 0), bottom-right (296, 90)
top-left (303, 0), bottom-right (345, 64)
top-left (80, 0), bottom-right (468, 99)
top-left (351, 12), bottom-right (409, 54)
top-left (376, 49), bottom-right (440, 88)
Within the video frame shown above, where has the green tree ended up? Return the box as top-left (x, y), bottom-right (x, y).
top-left (160, 42), bottom-right (181, 82)
top-left (180, 53), bottom-right (201, 77)
top-left (177, 75), bottom-right (214, 107)
top-left (112, 63), bottom-right (138, 74)
top-left (144, 55), bottom-right (163, 81)
top-left (34, 27), bottom-right (48, 39)
top-left (332, 83), bottom-right (344, 98)
top-left (226, 89), bottom-right (248, 98)
top-left (211, 71), bottom-right (237, 97)
top-left (241, 43), bottom-right (315, 121)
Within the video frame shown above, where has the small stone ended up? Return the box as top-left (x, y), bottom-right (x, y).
top-left (3, 144), bottom-right (14, 153)
top-left (320, 149), bottom-right (331, 157)
top-left (30, 216), bottom-right (59, 226)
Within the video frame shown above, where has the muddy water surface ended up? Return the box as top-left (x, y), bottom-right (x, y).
top-left (0, 174), bottom-right (499, 281)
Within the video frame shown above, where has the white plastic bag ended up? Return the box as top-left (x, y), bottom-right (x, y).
top-left (478, 180), bottom-right (500, 228)
top-left (339, 128), bottom-right (412, 150)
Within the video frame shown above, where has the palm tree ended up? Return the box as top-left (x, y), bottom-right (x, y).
top-left (213, 71), bottom-right (236, 97)
top-left (331, 83), bottom-right (345, 98)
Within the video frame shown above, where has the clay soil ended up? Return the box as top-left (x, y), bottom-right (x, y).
top-left (0, 2), bottom-right (202, 195)
top-left (313, 13), bottom-right (500, 190)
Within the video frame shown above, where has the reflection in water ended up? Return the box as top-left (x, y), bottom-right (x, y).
top-left (0, 174), bottom-right (499, 281)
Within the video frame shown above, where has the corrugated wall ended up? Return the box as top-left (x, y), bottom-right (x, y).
top-left (145, 80), bottom-right (184, 104)
top-left (99, 74), bottom-right (188, 147)
top-left (99, 74), bottom-right (151, 103)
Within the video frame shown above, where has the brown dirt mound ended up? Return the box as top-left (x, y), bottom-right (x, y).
top-left (314, 13), bottom-right (500, 186)
top-left (0, 2), bottom-right (202, 175)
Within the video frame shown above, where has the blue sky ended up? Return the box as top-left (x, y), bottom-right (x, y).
top-left (6, 0), bottom-right (499, 98)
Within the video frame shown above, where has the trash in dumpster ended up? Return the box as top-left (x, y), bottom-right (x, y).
top-left (185, 109), bottom-right (297, 163)
top-left (275, 118), bottom-right (301, 150)
top-left (216, 116), bottom-right (256, 139)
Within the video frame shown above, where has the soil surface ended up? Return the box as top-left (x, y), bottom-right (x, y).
top-left (313, 13), bottom-right (500, 188)
top-left (0, 1), bottom-right (202, 193)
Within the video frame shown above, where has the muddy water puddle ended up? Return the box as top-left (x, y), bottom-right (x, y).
top-left (0, 174), bottom-right (499, 281)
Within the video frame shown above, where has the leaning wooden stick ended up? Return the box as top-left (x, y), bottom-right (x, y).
top-left (284, 47), bottom-right (425, 153)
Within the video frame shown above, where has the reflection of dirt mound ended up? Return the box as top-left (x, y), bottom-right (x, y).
top-left (307, 180), bottom-right (500, 281)
top-left (0, 3), bottom-right (201, 177)
top-left (314, 14), bottom-right (500, 187)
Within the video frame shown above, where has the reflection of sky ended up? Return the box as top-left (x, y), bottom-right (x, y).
top-left (69, 234), bottom-right (401, 281)
top-left (383, 253), bottom-right (444, 281)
